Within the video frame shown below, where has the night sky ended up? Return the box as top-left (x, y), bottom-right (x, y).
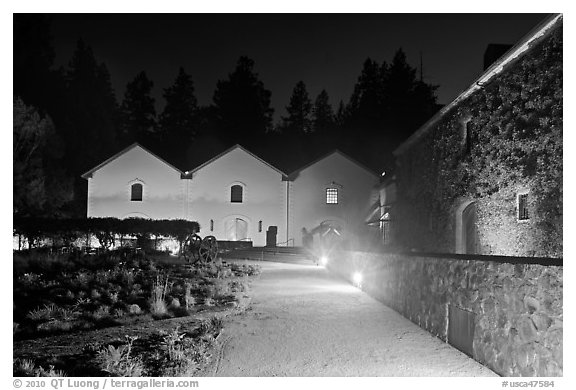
top-left (49, 13), bottom-right (548, 120)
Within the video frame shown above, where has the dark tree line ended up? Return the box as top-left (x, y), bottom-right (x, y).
top-left (13, 15), bottom-right (439, 218)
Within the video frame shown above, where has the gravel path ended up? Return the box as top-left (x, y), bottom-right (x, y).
top-left (206, 261), bottom-right (498, 377)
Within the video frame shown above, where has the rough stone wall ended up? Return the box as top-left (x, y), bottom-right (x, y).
top-left (394, 23), bottom-right (562, 257)
top-left (328, 251), bottom-right (563, 376)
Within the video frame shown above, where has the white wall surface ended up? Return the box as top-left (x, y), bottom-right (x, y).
top-left (187, 147), bottom-right (287, 246)
top-left (290, 152), bottom-right (378, 246)
top-left (86, 146), bottom-right (184, 220)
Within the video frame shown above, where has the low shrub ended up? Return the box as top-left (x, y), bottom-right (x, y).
top-left (128, 304), bottom-right (142, 315)
top-left (107, 291), bottom-right (119, 304)
top-left (149, 274), bottom-right (170, 316)
top-left (92, 305), bottom-right (111, 321)
top-left (97, 335), bottom-right (144, 377)
top-left (169, 298), bottom-right (180, 309)
top-left (156, 327), bottom-right (199, 376)
top-left (212, 279), bottom-right (231, 298)
top-left (37, 319), bottom-right (76, 333)
top-left (13, 358), bottom-right (67, 377)
top-left (27, 304), bottom-right (80, 323)
top-left (184, 283), bottom-right (195, 309)
top-left (90, 289), bottom-right (102, 300)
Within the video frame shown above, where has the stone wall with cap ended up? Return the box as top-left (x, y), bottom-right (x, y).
top-left (327, 250), bottom-right (563, 376)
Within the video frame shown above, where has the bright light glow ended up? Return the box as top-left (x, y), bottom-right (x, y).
top-left (319, 256), bottom-right (328, 266)
top-left (352, 272), bottom-right (363, 287)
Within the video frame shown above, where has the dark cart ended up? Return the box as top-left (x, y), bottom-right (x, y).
top-left (180, 234), bottom-right (219, 264)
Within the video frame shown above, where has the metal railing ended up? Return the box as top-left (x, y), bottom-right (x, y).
top-left (276, 238), bottom-right (295, 247)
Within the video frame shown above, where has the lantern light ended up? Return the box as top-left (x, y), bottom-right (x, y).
top-left (353, 272), bottom-right (363, 287)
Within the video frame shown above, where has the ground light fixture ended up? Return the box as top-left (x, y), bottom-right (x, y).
top-left (352, 272), bottom-right (363, 288)
top-left (319, 256), bottom-right (328, 266)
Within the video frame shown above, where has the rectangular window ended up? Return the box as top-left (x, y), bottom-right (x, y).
top-left (518, 193), bottom-right (529, 220)
top-left (326, 188), bottom-right (338, 204)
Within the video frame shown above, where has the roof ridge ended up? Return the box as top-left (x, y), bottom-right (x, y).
top-left (288, 149), bottom-right (379, 178)
top-left (81, 143), bottom-right (183, 179)
top-left (187, 144), bottom-right (288, 177)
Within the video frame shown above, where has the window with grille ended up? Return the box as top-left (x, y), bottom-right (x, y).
top-left (231, 185), bottom-right (243, 203)
top-left (131, 183), bottom-right (143, 201)
top-left (518, 193), bottom-right (529, 221)
top-left (326, 188), bottom-right (338, 204)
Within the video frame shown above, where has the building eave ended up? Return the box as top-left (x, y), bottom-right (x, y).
top-left (81, 143), bottom-right (184, 179)
top-left (188, 144), bottom-right (288, 178)
top-left (288, 150), bottom-right (380, 180)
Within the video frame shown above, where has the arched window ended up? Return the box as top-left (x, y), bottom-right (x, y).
top-left (131, 183), bottom-right (143, 201)
top-left (231, 185), bottom-right (243, 203)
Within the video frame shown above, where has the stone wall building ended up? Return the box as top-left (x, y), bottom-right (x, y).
top-left (392, 14), bottom-right (562, 258)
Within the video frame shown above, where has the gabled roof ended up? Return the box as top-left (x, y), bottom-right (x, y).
top-left (288, 150), bottom-right (380, 179)
top-left (187, 144), bottom-right (288, 177)
top-left (81, 143), bottom-right (183, 179)
top-left (394, 13), bottom-right (562, 156)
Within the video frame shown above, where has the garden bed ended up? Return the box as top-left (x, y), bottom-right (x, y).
top-left (13, 249), bottom-right (260, 376)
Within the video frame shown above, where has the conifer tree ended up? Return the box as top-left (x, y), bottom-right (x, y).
top-left (159, 67), bottom-right (199, 162)
top-left (212, 56), bottom-right (274, 144)
top-left (312, 89), bottom-right (335, 133)
top-left (65, 40), bottom-right (119, 172)
top-left (119, 71), bottom-right (157, 145)
top-left (282, 81), bottom-right (313, 134)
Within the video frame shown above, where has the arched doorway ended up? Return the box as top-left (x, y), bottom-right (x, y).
top-left (455, 201), bottom-right (479, 254)
top-left (462, 202), bottom-right (478, 254)
top-left (225, 218), bottom-right (248, 241)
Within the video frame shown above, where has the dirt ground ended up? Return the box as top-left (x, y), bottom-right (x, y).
top-left (203, 261), bottom-right (498, 377)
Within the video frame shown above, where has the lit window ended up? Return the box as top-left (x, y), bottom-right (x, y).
top-left (518, 193), bottom-right (529, 221)
top-left (326, 188), bottom-right (338, 204)
top-left (231, 185), bottom-right (243, 203)
top-left (131, 183), bottom-right (143, 201)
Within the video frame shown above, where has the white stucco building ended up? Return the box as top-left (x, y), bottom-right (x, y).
top-left (288, 151), bottom-right (379, 247)
top-left (82, 143), bottom-right (379, 247)
top-left (81, 144), bottom-right (185, 220)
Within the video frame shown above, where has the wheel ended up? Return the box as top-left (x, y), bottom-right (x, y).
top-left (182, 234), bottom-right (202, 263)
top-left (199, 236), bottom-right (218, 263)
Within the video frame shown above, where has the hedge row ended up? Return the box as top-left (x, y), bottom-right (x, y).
top-left (13, 217), bottom-right (201, 249)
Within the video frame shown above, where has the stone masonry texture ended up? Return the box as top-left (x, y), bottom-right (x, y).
top-left (328, 251), bottom-right (563, 376)
top-left (393, 22), bottom-right (562, 258)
